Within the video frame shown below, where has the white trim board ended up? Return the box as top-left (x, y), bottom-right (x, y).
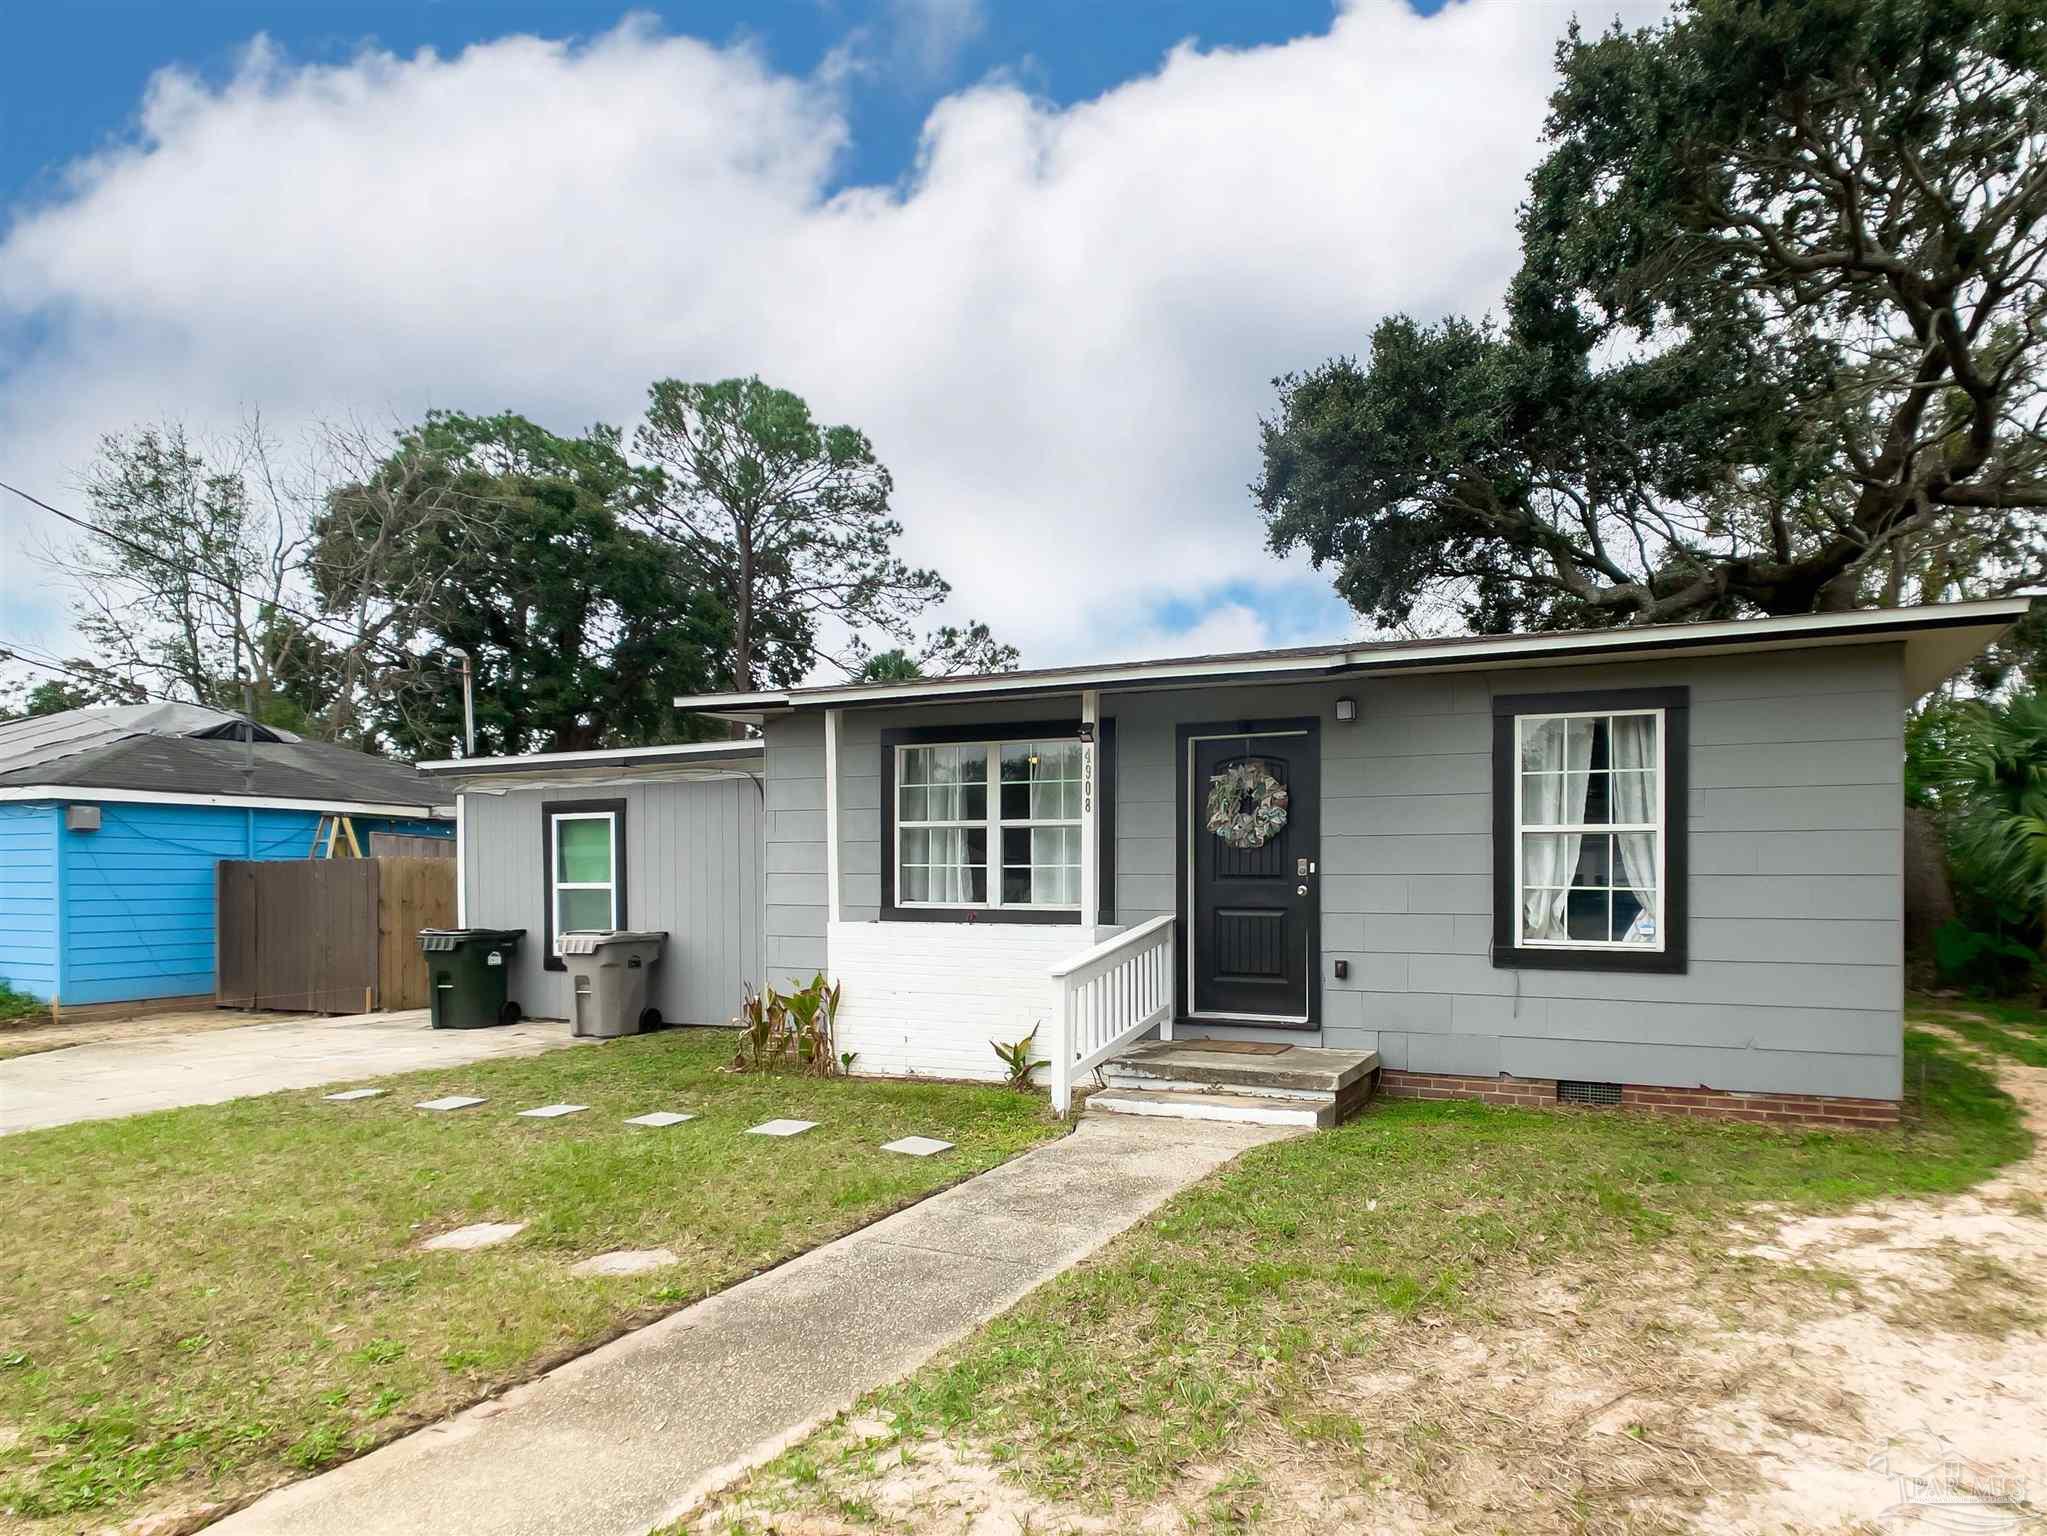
top-left (419, 740), bottom-right (762, 774)
top-left (0, 785), bottom-right (453, 818)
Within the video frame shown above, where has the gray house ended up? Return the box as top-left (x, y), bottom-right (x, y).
top-left (418, 741), bottom-right (764, 1029)
top-left (662, 597), bottom-right (2029, 1126)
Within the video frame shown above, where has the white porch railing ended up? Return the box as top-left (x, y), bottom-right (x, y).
top-left (1045, 915), bottom-right (1176, 1116)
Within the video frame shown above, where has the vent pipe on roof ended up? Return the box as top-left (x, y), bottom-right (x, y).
top-left (240, 680), bottom-right (255, 796)
top-left (448, 648), bottom-right (475, 758)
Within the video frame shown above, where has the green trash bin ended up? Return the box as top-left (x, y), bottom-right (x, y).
top-left (418, 928), bottom-right (526, 1029)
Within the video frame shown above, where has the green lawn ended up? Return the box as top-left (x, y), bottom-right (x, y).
top-left (692, 1004), bottom-right (2042, 1532)
top-left (0, 1029), bottom-right (1064, 1531)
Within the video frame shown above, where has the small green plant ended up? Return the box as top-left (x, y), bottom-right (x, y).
top-left (782, 972), bottom-right (845, 1078)
top-left (1933, 919), bottom-right (2043, 992)
top-left (733, 983), bottom-right (789, 1072)
top-left (732, 975), bottom-right (846, 1076)
top-left (991, 1025), bottom-right (1039, 1090)
top-left (0, 979), bottom-right (44, 1024)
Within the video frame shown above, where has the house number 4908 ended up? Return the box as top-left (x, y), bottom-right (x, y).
top-left (1083, 746), bottom-right (1093, 814)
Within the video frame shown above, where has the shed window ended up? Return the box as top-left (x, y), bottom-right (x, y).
top-left (895, 738), bottom-right (1082, 910)
top-left (539, 798), bottom-right (628, 968)
top-left (553, 813), bottom-right (618, 933)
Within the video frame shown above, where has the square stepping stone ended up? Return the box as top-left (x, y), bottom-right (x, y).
top-left (421, 1221), bottom-right (526, 1252)
top-left (323, 1088), bottom-right (386, 1102)
top-left (517, 1103), bottom-right (588, 1119)
top-left (625, 1111), bottom-right (696, 1127)
top-left (416, 1095), bottom-right (486, 1112)
top-left (746, 1118), bottom-right (818, 1138)
top-left (881, 1135), bottom-right (954, 1157)
top-left (570, 1248), bottom-right (679, 1277)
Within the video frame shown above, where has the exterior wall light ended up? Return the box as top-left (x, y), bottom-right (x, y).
top-left (1334, 697), bottom-right (1359, 723)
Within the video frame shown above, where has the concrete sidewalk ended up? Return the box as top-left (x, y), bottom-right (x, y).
top-left (0, 1010), bottom-right (584, 1135)
top-left (213, 1114), bottom-right (1292, 1536)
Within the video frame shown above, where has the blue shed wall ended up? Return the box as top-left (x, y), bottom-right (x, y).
top-left (55, 803), bottom-right (449, 1006)
top-left (0, 803), bottom-right (61, 1001)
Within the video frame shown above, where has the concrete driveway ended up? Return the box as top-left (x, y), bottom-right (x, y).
top-left (0, 1009), bottom-right (584, 1136)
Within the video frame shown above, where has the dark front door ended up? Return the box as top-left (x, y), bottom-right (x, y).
top-left (1185, 723), bottom-right (1318, 1023)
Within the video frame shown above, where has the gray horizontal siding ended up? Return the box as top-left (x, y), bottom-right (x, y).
top-left (1103, 642), bottom-right (1905, 1099)
top-left (763, 713), bottom-right (828, 988)
top-left (763, 639), bottom-right (1906, 1101)
top-left (462, 775), bottom-right (762, 1026)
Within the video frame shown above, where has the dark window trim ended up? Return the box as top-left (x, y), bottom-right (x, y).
top-left (1173, 716), bottom-right (1323, 1030)
top-left (540, 797), bottom-right (628, 971)
top-left (878, 718), bottom-right (1109, 926)
top-left (1489, 687), bottom-right (1688, 975)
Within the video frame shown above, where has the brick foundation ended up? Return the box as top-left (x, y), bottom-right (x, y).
top-left (1376, 1069), bottom-right (1899, 1129)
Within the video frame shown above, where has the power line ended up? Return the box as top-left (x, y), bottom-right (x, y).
top-left (0, 644), bottom-right (171, 706)
top-left (0, 635), bottom-right (267, 716)
top-left (0, 476), bottom-right (385, 655)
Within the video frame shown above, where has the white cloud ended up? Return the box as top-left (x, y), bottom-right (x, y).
top-left (888, 0), bottom-right (986, 82)
top-left (0, 0), bottom-right (1671, 675)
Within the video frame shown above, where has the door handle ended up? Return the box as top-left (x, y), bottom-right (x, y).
top-left (1296, 884), bottom-right (1309, 896)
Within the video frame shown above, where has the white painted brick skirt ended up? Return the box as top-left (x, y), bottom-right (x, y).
top-left (824, 920), bottom-right (1114, 1082)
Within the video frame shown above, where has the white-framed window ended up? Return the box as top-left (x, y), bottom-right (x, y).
top-left (551, 811), bottom-right (619, 935)
top-left (894, 738), bottom-right (1083, 910)
top-left (1514, 709), bottom-right (1663, 950)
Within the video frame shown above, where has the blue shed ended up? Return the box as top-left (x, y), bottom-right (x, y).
top-left (0, 704), bottom-right (452, 1011)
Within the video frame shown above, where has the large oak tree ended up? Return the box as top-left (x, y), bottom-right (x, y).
top-left (1258, 0), bottom-right (2047, 634)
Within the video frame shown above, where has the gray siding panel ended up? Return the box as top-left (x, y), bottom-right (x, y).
top-left (765, 714), bottom-right (831, 982)
top-left (461, 773), bottom-right (762, 1027)
top-left (1692, 830), bottom-right (1899, 877)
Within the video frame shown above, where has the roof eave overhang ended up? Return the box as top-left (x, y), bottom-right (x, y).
top-left (666, 598), bottom-right (2033, 716)
top-left (0, 785), bottom-right (455, 818)
top-left (417, 740), bottom-right (766, 778)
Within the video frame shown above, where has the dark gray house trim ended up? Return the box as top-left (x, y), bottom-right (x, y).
top-left (1489, 686), bottom-right (1689, 975)
top-left (539, 797), bottom-right (628, 971)
top-left (877, 717), bottom-right (1108, 927)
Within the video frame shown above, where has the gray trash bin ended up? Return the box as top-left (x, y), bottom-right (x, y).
top-left (556, 930), bottom-right (669, 1038)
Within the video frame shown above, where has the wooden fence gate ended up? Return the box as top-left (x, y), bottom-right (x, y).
top-left (216, 857), bottom-right (456, 1013)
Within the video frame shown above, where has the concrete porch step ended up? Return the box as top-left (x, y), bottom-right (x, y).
top-left (1104, 1040), bottom-right (1380, 1096)
top-left (1086, 1087), bottom-right (1335, 1129)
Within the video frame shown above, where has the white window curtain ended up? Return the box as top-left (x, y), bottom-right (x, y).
top-left (899, 739), bottom-right (1083, 909)
top-left (1521, 717), bottom-right (1593, 941)
top-left (1610, 714), bottom-right (1658, 942)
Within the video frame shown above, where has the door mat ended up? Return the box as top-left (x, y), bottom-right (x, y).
top-left (1186, 1040), bottom-right (1293, 1056)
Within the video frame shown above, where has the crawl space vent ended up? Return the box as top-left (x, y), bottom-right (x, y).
top-left (1557, 1080), bottom-right (1623, 1107)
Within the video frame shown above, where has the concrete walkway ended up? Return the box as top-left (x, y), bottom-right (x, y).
top-left (213, 1114), bottom-right (1293, 1536)
top-left (0, 1010), bottom-right (584, 1135)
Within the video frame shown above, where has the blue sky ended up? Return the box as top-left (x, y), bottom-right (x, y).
top-left (0, 0), bottom-right (1629, 672)
top-left (4, 3), bottom-right (1424, 207)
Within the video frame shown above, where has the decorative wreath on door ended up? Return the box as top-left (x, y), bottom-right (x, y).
top-left (1206, 759), bottom-right (1289, 850)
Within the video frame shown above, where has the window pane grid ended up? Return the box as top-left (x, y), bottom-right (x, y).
top-left (1515, 712), bottom-right (1662, 951)
top-left (552, 813), bottom-right (617, 936)
top-left (898, 738), bottom-right (1082, 911)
